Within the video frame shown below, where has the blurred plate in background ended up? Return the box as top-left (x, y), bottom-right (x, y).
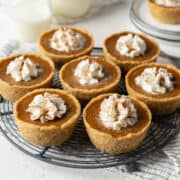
top-left (130, 0), bottom-right (180, 43)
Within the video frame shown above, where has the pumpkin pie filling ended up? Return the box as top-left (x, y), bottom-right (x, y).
top-left (0, 54), bottom-right (55, 102)
top-left (14, 89), bottom-right (81, 146)
top-left (84, 94), bottom-right (150, 138)
top-left (0, 54), bottom-right (53, 86)
top-left (61, 56), bottom-right (120, 90)
top-left (83, 93), bottom-right (151, 154)
top-left (104, 32), bottom-right (158, 62)
top-left (40, 28), bottom-right (92, 56)
top-left (60, 55), bottom-right (121, 101)
top-left (128, 66), bottom-right (180, 98)
top-left (126, 63), bottom-right (180, 115)
top-left (16, 90), bottom-right (78, 126)
top-left (38, 26), bottom-right (94, 67)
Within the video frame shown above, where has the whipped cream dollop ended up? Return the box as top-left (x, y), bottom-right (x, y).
top-left (6, 56), bottom-right (41, 82)
top-left (50, 27), bottom-right (87, 52)
top-left (26, 92), bottom-right (67, 123)
top-left (135, 67), bottom-right (174, 95)
top-left (99, 95), bottom-right (138, 131)
top-left (74, 59), bottom-right (104, 85)
top-left (155, 0), bottom-right (180, 7)
top-left (116, 34), bottom-right (147, 58)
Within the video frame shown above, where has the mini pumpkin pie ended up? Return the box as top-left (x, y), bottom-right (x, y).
top-left (148, 0), bottom-right (180, 24)
top-left (126, 63), bottom-right (180, 115)
top-left (60, 56), bottom-right (121, 102)
top-left (38, 26), bottom-right (94, 66)
top-left (14, 88), bottom-right (81, 146)
top-left (103, 31), bottom-right (160, 73)
top-left (0, 54), bottom-right (55, 102)
top-left (83, 93), bottom-right (151, 154)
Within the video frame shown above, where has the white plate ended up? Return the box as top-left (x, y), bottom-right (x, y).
top-left (130, 0), bottom-right (180, 42)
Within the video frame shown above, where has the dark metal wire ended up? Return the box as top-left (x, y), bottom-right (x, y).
top-left (0, 47), bottom-right (180, 169)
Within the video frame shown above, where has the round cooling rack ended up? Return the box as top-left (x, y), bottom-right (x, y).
top-left (0, 47), bottom-right (180, 169)
top-left (130, 0), bottom-right (180, 43)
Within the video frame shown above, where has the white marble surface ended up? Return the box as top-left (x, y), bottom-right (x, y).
top-left (0, 1), bottom-right (179, 180)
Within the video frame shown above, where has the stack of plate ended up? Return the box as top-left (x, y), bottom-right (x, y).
top-left (130, 0), bottom-right (180, 45)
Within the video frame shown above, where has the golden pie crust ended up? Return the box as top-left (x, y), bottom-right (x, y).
top-left (38, 26), bottom-right (94, 66)
top-left (103, 31), bottom-right (160, 73)
top-left (0, 53), bottom-right (55, 102)
top-left (14, 88), bottom-right (81, 146)
top-left (148, 0), bottom-right (180, 24)
top-left (83, 93), bottom-right (151, 154)
top-left (60, 56), bottom-right (121, 102)
top-left (126, 63), bottom-right (180, 115)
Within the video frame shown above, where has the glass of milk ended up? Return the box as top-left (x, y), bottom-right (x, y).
top-left (7, 0), bottom-right (52, 42)
top-left (50, 0), bottom-right (91, 18)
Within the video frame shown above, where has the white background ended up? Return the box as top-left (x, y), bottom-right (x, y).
top-left (0, 0), bottom-right (179, 180)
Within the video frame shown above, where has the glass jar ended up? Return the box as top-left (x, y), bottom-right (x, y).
top-left (6, 0), bottom-right (52, 42)
top-left (50, 0), bottom-right (91, 18)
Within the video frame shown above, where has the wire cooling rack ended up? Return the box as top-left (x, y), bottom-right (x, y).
top-left (0, 48), bottom-right (180, 169)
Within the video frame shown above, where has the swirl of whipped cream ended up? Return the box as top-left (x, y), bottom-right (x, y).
top-left (155, 0), bottom-right (180, 7)
top-left (135, 67), bottom-right (174, 95)
top-left (116, 34), bottom-right (147, 58)
top-left (74, 59), bottom-right (104, 85)
top-left (26, 92), bottom-right (67, 123)
top-left (99, 94), bottom-right (138, 131)
top-left (50, 27), bottom-right (86, 52)
top-left (6, 56), bottom-right (41, 82)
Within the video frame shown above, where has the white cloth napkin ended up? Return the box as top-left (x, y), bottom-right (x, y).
top-left (0, 40), bottom-right (180, 180)
top-left (105, 132), bottom-right (180, 180)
